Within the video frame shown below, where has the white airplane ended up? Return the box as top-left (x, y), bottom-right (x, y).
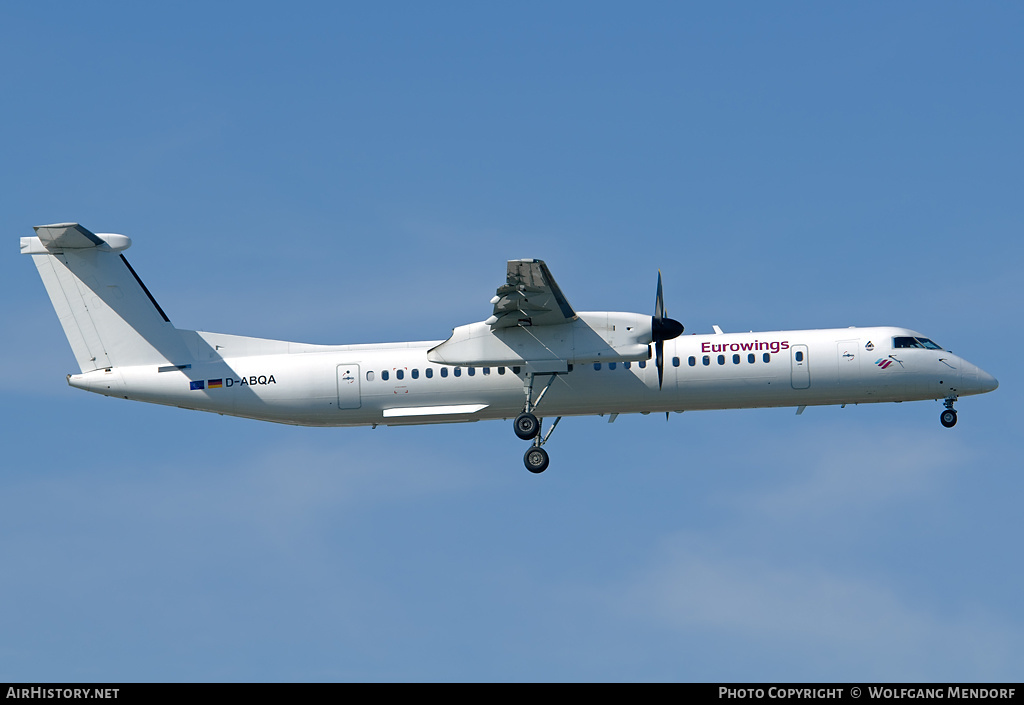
top-left (23, 223), bottom-right (998, 473)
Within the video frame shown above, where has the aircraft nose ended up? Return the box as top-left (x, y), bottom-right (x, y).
top-left (961, 360), bottom-right (999, 395)
top-left (978, 368), bottom-right (999, 394)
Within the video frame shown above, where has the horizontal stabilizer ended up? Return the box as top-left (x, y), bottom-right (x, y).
top-left (22, 223), bottom-right (131, 254)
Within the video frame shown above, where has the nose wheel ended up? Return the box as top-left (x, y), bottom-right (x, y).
top-left (940, 395), bottom-right (958, 428)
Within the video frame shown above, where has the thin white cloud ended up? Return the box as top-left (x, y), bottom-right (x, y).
top-left (622, 533), bottom-right (1019, 680)
top-left (728, 425), bottom-right (968, 521)
top-left (595, 427), bottom-right (1016, 680)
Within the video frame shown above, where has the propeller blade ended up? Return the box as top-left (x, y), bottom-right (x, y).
top-left (655, 270), bottom-right (666, 321)
top-left (656, 339), bottom-right (664, 389)
top-left (651, 270), bottom-right (683, 390)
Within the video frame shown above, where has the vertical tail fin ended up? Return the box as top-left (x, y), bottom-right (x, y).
top-left (22, 223), bottom-right (193, 373)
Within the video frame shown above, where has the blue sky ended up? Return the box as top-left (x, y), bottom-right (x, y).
top-left (2, 2), bottom-right (1021, 681)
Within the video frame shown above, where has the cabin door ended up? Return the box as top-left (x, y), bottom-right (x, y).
top-left (790, 344), bottom-right (810, 389)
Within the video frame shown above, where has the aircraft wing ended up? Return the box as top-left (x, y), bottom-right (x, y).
top-left (486, 259), bottom-right (577, 329)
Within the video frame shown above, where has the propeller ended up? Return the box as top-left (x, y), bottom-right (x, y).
top-left (652, 270), bottom-right (684, 389)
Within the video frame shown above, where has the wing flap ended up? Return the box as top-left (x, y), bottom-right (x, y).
top-left (489, 259), bottom-right (576, 328)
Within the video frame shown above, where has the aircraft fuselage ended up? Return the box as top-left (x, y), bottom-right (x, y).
top-left (67, 323), bottom-right (996, 427)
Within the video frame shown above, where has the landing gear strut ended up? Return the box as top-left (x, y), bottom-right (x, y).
top-left (940, 395), bottom-right (958, 428)
top-left (514, 372), bottom-right (562, 473)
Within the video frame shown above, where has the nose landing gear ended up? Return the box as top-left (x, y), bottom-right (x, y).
top-left (940, 394), bottom-right (958, 428)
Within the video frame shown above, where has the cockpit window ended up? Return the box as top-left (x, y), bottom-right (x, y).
top-left (893, 336), bottom-right (944, 350)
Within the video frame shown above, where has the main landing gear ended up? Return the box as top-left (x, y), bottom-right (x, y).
top-left (514, 411), bottom-right (540, 440)
top-left (524, 446), bottom-right (549, 474)
top-left (514, 373), bottom-right (563, 473)
top-left (940, 394), bottom-right (958, 428)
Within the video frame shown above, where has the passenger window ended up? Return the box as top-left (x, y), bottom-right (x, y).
top-left (748, 353), bottom-right (755, 364)
top-left (638, 360), bottom-right (646, 369)
top-left (498, 367), bottom-right (505, 375)
top-left (454, 368), bottom-right (462, 377)
top-left (396, 369), bottom-right (404, 380)
top-left (624, 361), bottom-right (631, 369)
top-left (688, 356), bottom-right (696, 367)
top-left (440, 368), bottom-right (448, 378)
top-left (382, 370), bottom-right (389, 381)
top-left (468, 367), bottom-right (475, 376)
top-left (594, 363), bottom-right (601, 371)
top-left (703, 356), bottom-right (710, 366)
top-left (609, 362), bottom-right (616, 370)
top-left (672, 357), bottom-right (680, 367)
top-left (733, 354), bottom-right (740, 364)
top-left (366, 371), bottom-right (375, 381)
top-left (795, 351), bottom-right (804, 362)
top-left (718, 355), bottom-right (725, 365)
top-left (483, 367), bottom-right (490, 375)
top-left (763, 353), bottom-right (771, 363)
top-left (512, 366), bottom-right (521, 374)
top-left (426, 368), bottom-right (433, 378)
